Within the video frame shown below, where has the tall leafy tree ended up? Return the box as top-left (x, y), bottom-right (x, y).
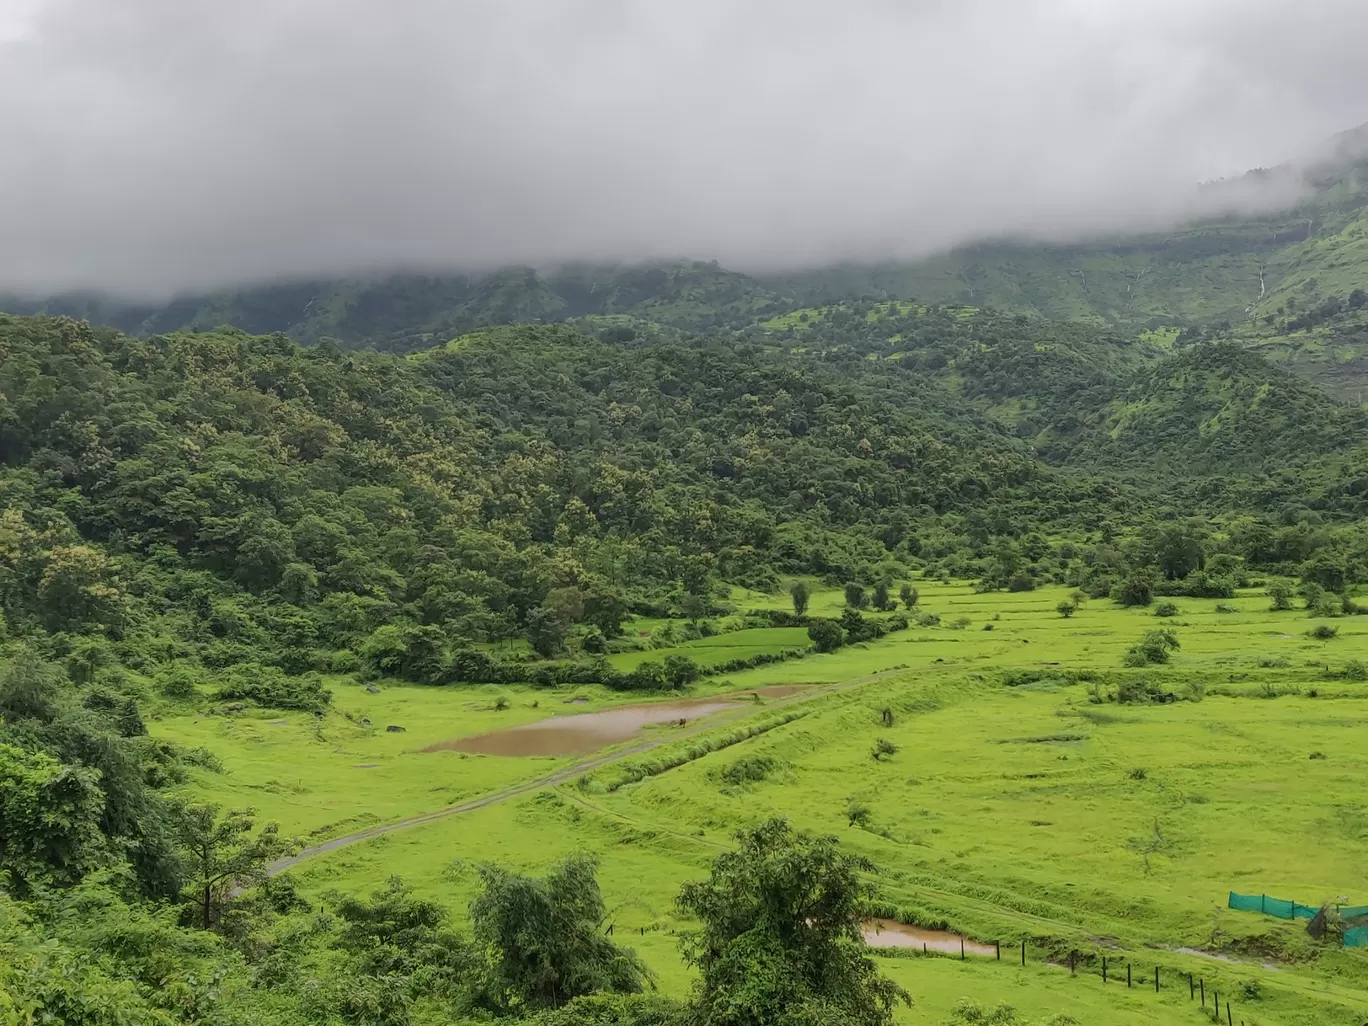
top-left (469, 853), bottom-right (652, 1012)
top-left (676, 818), bottom-right (909, 1026)
top-left (174, 804), bottom-right (290, 930)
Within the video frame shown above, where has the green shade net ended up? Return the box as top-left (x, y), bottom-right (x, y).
top-left (1230, 893), bottom-right (1368, 942)
top-left (1227, 892), bottom-right (1317, 919)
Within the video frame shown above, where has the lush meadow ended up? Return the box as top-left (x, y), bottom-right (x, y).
top-left (150, 580), bottom-right (1368, 1025)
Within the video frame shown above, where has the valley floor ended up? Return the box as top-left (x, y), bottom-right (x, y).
top-left (151, 581), bottom-right (1368, 1025)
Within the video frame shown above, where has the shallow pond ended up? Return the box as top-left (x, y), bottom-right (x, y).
top-left (861, 919), bottom-right (998, 957)
top-left (425, 685), bottom-right (810, 757)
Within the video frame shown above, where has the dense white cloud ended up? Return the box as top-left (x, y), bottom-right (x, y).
top-left (1, 0), bottom-right (1365, 297)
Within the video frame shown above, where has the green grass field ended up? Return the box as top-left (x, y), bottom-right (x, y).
top-left (152, 580), bottom-right (1368, 1024)
top-left (604, 626), bottom-right (811, 671)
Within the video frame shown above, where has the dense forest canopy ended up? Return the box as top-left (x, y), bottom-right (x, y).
top-left (5, 307), bottom-right (1368, 685)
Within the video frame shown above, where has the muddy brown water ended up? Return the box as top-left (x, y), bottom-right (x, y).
top-left (426, 685), bottom-right (811, 757)
top-left (861, 919), bottom-right (997, 957)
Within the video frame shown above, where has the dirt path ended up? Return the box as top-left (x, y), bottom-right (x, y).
top-left (267, 667), bottom-right (901, 877)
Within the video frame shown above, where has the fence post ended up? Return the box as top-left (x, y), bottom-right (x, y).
top-left (1261, 893), bottom-right (1266, 913)
top-left (1102, 956), bottom-right (1107, 983)
top-left (923, 943), bottom-right (927, 955)
top-left (960, 936), bottom-right (965, 961)
top-left (1154, 966), bottom-right (1159, 992)
top-left (1189, 972), bottom-right (1194, 999)
top-left (1126, 964), bottom-right (1131, 988)
top-left (1214, 991), bottom-right (1219, 1020)
top-left (1227, 1004), bottom-right (1233, 1026)
top-left (996, 940), bottom-right (1000, 961)
top-left (1021, 939), bottom-right (1026, 966)
top-left (1200, 978), bottom-right (1205, 1007)
top-left (1070, 951), bottom-right (1075, 975)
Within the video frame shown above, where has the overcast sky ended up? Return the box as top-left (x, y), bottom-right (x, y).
top-left (2, 0), bottom-right (1366, 299)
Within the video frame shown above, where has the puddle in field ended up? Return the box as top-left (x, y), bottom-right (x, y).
top-left (861, 919), bottom-right (998, 957)
top-left (427, 685), bottom-right (810, 757)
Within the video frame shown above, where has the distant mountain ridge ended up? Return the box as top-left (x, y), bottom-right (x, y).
top-left (0, 262), bottom-right (792, 351)
top-left (4, 125), bottom-right (1366, 366)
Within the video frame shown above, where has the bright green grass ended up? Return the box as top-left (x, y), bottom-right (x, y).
top-left (150, 682), bottom-right (585, 839)
top-left (605, 627), bottom-right (811, 671)
top-left (162, 581), bottom-right (1368, 1024)
top-left (1137, 327), bottom-right (1181, 348)
top-left (148, 652), bottom-right (816, 841)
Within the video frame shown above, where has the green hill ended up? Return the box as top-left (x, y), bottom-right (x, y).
top-left (777, 126), bottom-right (1368, 332)
top-left (0, 261), bottom-right (791, 351)
top-left (1047, 341), bottom-right (1368, 480)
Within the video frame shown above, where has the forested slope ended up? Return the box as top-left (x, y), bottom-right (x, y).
top-left (6, 305), bottom-right (1368, 691)
top-left (1, 312), bottom-right (1137, 681)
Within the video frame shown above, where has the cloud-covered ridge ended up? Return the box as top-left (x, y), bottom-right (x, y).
top-left (2, 0), bottom-right (1367, 299)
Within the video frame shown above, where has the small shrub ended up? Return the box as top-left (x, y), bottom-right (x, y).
top-left (949, 616), bottom-right (972, 630)
top-left (1115, 575), bottom-right (1154, 607)
top-left (913, 611), bottom-right (941, 627)
top-left (493, 696), bottom-right (509, 711)
top-left (1310, 594), bottom-right (1342, 619)
top-left (1154, 601), bottom-right (1178, 618)
top-left (871, 738), bottom-right (898, 761)
top-left (1342, 660), bottom-right (1368, 681)
top-left (1116, 677), bottom-right (1177, 704)
top-left (156, 667), bottom-right (200, 701)
top-left (662, 654), bottom-right (702, 688)
top-left (1128, 767), bottom-right (1147, 780)
top-left (1214, 603), bottom-right (1237, 614)
top-left (846, 802), bottom-right (872, 827)
top-left (1007, 573), bottom-right (1035, 593)
top-left (1123, 627), bottom-right (1180, 666)
top-left (1308, 625), bottom-right (1339, 640)
top-left (807, 620), bottom-right (845, 653)
top-left (719, 755), bottom-right (777, 785)
top-left (1056, 600), bottom-right (1076, 618)
top-left (1309, 751), bottom-right (1327, 760)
